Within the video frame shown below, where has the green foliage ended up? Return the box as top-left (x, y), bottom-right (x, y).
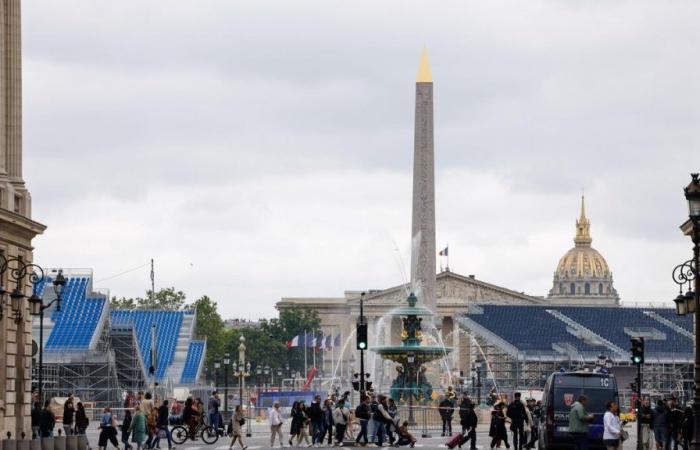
top-left (109, 287), bottom-right (186, 310)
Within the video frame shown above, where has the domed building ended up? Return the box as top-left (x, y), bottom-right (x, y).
top-left (548, 197), bottom-right (620, 305)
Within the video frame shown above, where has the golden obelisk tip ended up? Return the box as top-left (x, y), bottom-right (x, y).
top-left (416, 47), bottom-right (432, 83)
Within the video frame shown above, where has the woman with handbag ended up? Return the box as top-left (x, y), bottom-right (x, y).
top-left (229, 405), bottom-right (247, 450)
top-left (603, 401), bottom-right (625, 450)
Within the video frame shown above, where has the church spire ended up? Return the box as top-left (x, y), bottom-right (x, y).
top-left (574, 195), bottom-right (592, 246)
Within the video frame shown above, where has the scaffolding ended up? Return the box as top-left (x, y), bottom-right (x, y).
top-left (111, 323), bottom-right (148, 394)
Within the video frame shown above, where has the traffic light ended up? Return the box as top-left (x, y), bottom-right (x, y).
top-left (630, 337), bottom-right (645, 365)
top-left (357, 323), bottom-right (368, 350)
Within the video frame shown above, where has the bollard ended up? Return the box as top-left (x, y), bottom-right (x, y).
top-left (39, 438), bottom-right (52, 450)
top-left (52, 436), bottom-right (65, 450)
top-left (30, 438), bottom-right (40, 450)
top-left (65, 436), bottom-right (77, 450)
top-left (4, 440), bottom-right (17, 450)
top-left (17, 440), bottom-right (29, 450)
top-left (74, 436), bottom-right (87, 450)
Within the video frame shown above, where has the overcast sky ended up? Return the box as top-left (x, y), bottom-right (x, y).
top-left (24, 1), bottom-right (700, 319)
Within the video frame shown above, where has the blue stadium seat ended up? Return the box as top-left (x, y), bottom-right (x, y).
top-left (180, 340), bottom-right (205, 384)
top-left (45, 277), bottom-right (106, 350)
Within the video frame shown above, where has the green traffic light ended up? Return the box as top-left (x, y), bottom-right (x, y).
top-left (359, 342), bottom-right (367, 350)
top-left (633, 356), bottom-right (641, 364)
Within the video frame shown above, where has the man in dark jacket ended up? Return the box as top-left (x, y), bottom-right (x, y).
top-left (308, 395), bottom-right (324, 446)
top-left (63, 395), bottom-right (75, 436)
top-left (507, 392), bottom-right (527, 450)
top-left (667, 398), bottom-right (684, 450)
top-left (39, 399), bottom-right (56, 438)
top-left (458, 404), bottom-right (477, 449)
top-left (440, 395), bottom-right (455, 436)
top-left (31, 402), bottom-right (42, 439)
top-left (638, 398), bottom-right (653, 450)
top-left (153, 400), bottom-right (174, 450)
top-left (354, 395), bottom-right (371, 446)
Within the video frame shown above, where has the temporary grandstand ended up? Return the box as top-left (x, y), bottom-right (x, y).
top-left (457, 304), bottom-right (693, 401)
top-left (32, 269), bottom-right (207, 408)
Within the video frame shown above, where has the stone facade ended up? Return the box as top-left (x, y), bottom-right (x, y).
top-left (0, 0), bottom-right (45, 437)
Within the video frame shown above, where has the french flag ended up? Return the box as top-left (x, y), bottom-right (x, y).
top-left (439, 246), bottom-right (448, 256)
top-left (286, 335), bottom-right (300, 348)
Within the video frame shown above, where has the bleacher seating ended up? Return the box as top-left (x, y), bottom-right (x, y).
top-left (466, 305), bottom-right (607, 353)
top-left (45, 276), bottom-right (107, 350)
top-left (556, 306), bottom-right (692, 357)
top-left (464, 305), bottom-right (692, 358)
top-left (110, 310), bottom-right (184, 380)
top-left (180, 340), bottom-right (205, 384)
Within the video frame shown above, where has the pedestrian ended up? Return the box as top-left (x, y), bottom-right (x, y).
top-left (39, 399), bottom-right (56, 438)
top-left (309, 395), bottom-right (324, 447)
top-left (354, 395), bottom-right (371, 446)
top-left (506, 393), bottom-right (528, 450)
top-left (182, 397), bottom-right (199, 439)
top-left (323, 398), bottom-right (335, 445)
top-left (129, 409), bottom-right (147, 450)
top-left (440, 394), bottom-right (455, 437)
top-left (386, 398), bottom-right (399, 444)
top-left (396, 421), bottom-right (417, 447)
top-left (98, 406), bottom-right (120, 450)
top-left (152, 400), bottom-right (174, 450)
top-left (140, 393), bottom-right (155, 450)
top-left (568, 395), bottom-right (595, 450)
top-left (269, 402), bottom-right (285, 448)
top-left (332, 399), bottom-right (349, 446)
top-left (63, 395), bottom-right (75, 436)
top-left (638, 398), bottom-right (653, 450)
top-left (208, 391), bottom-right (221, 435)
top-left (122, 409), bottom-right (133, 450)
top-left (682, 406), bottom-right (693, 450)
top-left (458, 402), bottom-right (477, 450)
top-left (289, 401), bottom-right (304, 446)
top-left (667, 398), bottom-right (684, 450)
top-left (368, 395), bottom-right (380, 445)
top-left (653, 399), bottom-right (668, 450)
top-left (32, 401), bottom-right (41, 439)
top-left (373, 395), bottom-right (392, 447)
top-left (489, 401), bottom-right (509, 449)
top-left (229, 405), bottom-right (248, 450)
top-left (527, 399), bottom-right (541, 449)
top-left (603, 401), bottom-right (622, 450)
top-left (297, 403), bottom-right (312, 447)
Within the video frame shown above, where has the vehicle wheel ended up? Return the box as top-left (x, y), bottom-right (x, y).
top-left (171, 426), bottom-right (188, 445)
top-left (201, 427), bottom-right (220, 444)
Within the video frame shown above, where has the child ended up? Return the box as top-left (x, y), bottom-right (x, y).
top-left (396, 421), bottom-right (416, 447)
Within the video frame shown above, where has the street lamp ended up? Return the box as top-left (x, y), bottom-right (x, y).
top-left (264, 364), bottom-right (270, 390)
top-left (474, 356), bottom-right (484, 406)
top-left (407, 352), bottom-right (416, 425)
top-left (672, 173), bottom-right (700, 450)
top-left (277, 367), bottom-right (283, 390)
top-left (232, 337), bottom-right (250, 436)
top-left (223, 352), bottom-right (231, 415)
top-left (291, 371), bottom-right (297, 390)
top-left (214, 360), bottom-right (221, 388)
top-left (27, 268), bottom-right (64, 403)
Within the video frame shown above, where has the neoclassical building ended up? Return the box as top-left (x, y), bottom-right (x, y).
top-left (0, 0), bottom-right (46, 437)
top-left (548, 197), bottom-right (619, 305)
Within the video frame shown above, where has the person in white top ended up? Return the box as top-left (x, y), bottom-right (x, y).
top-left (603, 400), bottom-right (622, 450)
top-left (269, 402), bottom-right (285, 448)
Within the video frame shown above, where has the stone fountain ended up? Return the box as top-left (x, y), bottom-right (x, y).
top-left (372, 292), bottom-right (452, 402)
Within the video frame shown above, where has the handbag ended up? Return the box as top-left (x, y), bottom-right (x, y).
top-left (238, 418), bottom-right (246, 426)
top-left (620, 430), bottom-right (629, 441)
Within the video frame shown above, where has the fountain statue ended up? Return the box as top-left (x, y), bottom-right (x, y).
top-left (372, 292), bottom-right (452, 402)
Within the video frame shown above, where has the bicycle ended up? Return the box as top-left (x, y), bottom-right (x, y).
top-left (171, 421), bottom-right (219, 445)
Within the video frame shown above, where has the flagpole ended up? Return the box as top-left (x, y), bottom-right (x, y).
top-left (312, 328), bottom-right (316, 369)
top-left (304, 329), bottom-right (308, 377)
top-left (331, 333), bottom-right (335, 385)
top-left (447, 244), bottom-right (450, 271)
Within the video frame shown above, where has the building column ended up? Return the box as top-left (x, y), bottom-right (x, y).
top-left (0, 0), bottom-right (7, 177)
top-left (5, 0), bottom-right (22, 182)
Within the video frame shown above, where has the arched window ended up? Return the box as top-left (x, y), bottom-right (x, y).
top-left (570, 283), bottom-right (576, 295)
top-left (598, 283), bottom-right (603, 295)
top-left (584, 283), bottom-right (590, 295)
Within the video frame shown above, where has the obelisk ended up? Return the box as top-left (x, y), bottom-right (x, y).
top-left (410, 49), bottom-right (437, 312)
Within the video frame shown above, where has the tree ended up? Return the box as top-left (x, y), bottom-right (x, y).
top-left (108, 287), bottom-right (186, 310)
top-left (191, 295), bottom-right (228, 375)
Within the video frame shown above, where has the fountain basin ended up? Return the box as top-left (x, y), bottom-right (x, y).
top-left (372, 345), bottom-right (448, 365)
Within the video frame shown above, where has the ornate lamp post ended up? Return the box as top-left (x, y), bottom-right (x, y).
top-left (672, 173), bottom-right (700, 450)
top-left (233, 337), bottom-right (250, 436)
top-left (407, 352), bottom-right (416, 425)
top-left (27, 268), bottom-right (64, 403)
top-left (277, 367), bottom-right (283, 390)
top-left (223, 353), bottom-right (231, 415)
top-left (264, 364), bottom-right (271, 391)
top-left (214, 360), bottom-right (221, 388)
top-left (474, 356), bottom-right (483, 406)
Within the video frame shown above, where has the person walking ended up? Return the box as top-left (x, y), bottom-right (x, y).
top-left (39, 399), bottom-right (56, 438)
top-left (309, 395), bottom-right (324, 447)
top-left (323, 399), bottom-right (335, 446)
top-left (140, 393), bottom-right (156, 450)
top-left (63, 395), bottom-right (75, 436)
top-left (98, 406), bottom-right (120, 450)
top-left (229, 405), bottom-right (248, 450)
top-left (653, 399), bottom-right (669, 450)
top-left (269, 402), bottom-right (285, 448)
top-left (440, 394), bottom-right (455, 437)
top-left (32, 401), bottom-right (41, 439)
top-left (75, 402), bottom-right (90, 449)
top-left (121, 409), bottom-right (133, 450)
top-left (682, 406), bottom-right (693, 450)
top-left (638, 398), bottom-right (653, 450)
top-left (667, 398), bottom-right (684, 450)
top-left (507, 393), bottom-right (528, 450)
top-left (129, 409), bottom-right (147, 450)
top-left (386, 398), bottom-right (399, 445)
top-left (603, 401), bottom-right (622, 450)
top-left (152, 400), bottom-right (174, 450)
top-left (458, 402), bottom-right (477, 450)
top-left (297, 403), bottom-right (312, 447)
top-left (489, 401), bottom-right (509, 449)
top-left (373, 395), bottom-right (392, 447)
top-left (354, 395), bottom-right (371, 446)
top-left (368, 395), bottom-right (380, 445)
top-left (289, 401), bottom-right (304, 446)
top-left (332, 399), bottom-right (350, 446)
top-left (568, 395), bottom-right (595, 450)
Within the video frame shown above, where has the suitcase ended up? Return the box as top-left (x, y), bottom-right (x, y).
top-left (445, 432), bottom-right (467, 449)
